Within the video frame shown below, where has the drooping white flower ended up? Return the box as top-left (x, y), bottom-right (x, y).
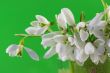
top-left (56, 43), bottom-right (75, 61)
top-left (41, 32), bottom-right (61, 48)
top-left (42, 32), bottom-right (68, 59)
top-left (56, 13), bottom-right (67, 29)
top-left (25, 15), bottom-right (50, 35)
top-left (6, 44), bottom-right (21, 57)
top-left (89, 40), bottom-right (105, 64)
top-left (87, 13), bottom-right (106, 39)
top-left (25, 26), bottom-right (48, 35)
top-left (74, 48), bottom-right (89, 65)
top-left (6, 44), bottom-right (39, 61)
top-left (79, 29), bottom-right (89, 41)
top-left (61, 8), bottom-right (75, 26)
top-left (90, 51), bottom-right (100, 65)
top-left (90, 46), bottom-right (106, 65)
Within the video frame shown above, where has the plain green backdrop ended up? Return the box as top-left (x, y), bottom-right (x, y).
top-left (0, 0), bottom-right (110, 73)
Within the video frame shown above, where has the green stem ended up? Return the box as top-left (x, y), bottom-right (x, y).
top-left (69, 61), bottom-right (74, 73)
top-left (15, 34), bottom-right (40, 37)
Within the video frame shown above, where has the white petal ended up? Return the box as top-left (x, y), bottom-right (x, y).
top-left (93, 39), bottom-right (105, 47)
top-left (25, 26), bottom-right (48, 35)
top-left (36, 15), bottom-right (50, 24)
top-left (76, 22), bottom-right (85, 30)
top-left (53, 35), bottom-right (67, 43)
top-left (74, 33), bottom-right (85, 49)
top-left (44, 46), bottom-right (56, 59)
top-left (41, 38), bottom-right (56, 48)
top-left (100, 55), bottom-right (107, 64)
top-left (68, 36), bottom-right (74, 45)
top-left (61, 8), bottom-right (75, 26)
top-left (79, 29), bottom-right (89, 41)
top-left (42, 31), bottom-right (61, 39)
top-left (93, 29), bottom-right (104, 39)
top-left (90, 53), bottom-right (99, 65)
top-left (97, 45), bottom-right (105, 55)
top-left (87, 13), bottom-right (104, 33)
top-left (30, 21), bottom-right (39, 27)
top-left (56, 43), bottom-right (68, 61)
top-left (84, 42), bottom-right (95, 55)
top-left (6, 44), bottom-right (19, 57)
top-left (56, 13), bottom-right (67, 29)
top-left (96, 21), bottom-right (106, 30)
top-left (74, 48), bottom-right (89, 63)
top-left (89, 13), bottom-right (104, 27)
top-left (24, 47), bottom-right (39, 61)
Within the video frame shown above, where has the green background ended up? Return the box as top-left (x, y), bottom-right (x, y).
top-left (0, 0), bottom-right (110, 73)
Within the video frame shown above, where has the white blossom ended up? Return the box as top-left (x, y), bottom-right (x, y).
top-left (25, 15), bottom-right (50, 35)
top-left (6, 44), bottom-right (39, 61)
top-left (61, 8), bottom-right (75, 26)
top-left (56, 13), bottom-right (67, 29)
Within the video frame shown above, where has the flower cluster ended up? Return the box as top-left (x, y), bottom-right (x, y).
top-left (6, 5), bottom-right (110, 66)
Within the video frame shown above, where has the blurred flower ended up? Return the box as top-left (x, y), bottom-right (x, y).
top-left (61, 8), bottom-right (75, 26)
top-left (56, 13), bottom-right (67, 30)
top-left (25, 15), bottom-right (50, 35)
top-left (6, 44), bottom-right (39, 61)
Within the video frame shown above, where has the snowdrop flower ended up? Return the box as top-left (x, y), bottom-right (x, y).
top-left (6, 44), bottom-right (22, 57)
top-left (87, 13), bottom-right (106, 39)
top-left (41, 31), bottom-right (61, 48)
top-left (42, 32), bottom-right (61, 59)
top-left (43, 34), bottom-right (68, 59)
top-left (25, 15), bottom-right (50, 35)
top-left (90, 46), bottom-right (106, 64)
top-left (6, 44), bottom-right (39, 61)
top-left (42, 32), bottom-right (75, 61)
top-left (56, 43), bottom-right (75, 61)
top-left (74, 31), bottom-right (106, 65)
top-left (73, 33), bottom-right (89, 65)
top-left (61, 8), bottom-right (75, 26)
top-left (56, 13), bottom-right (67, 30)
top-left (87, 7), bottom-right (110, 39)
top-left (85, 40), bottom-right (106, 65)
top-left (74, 48), bottom-right (89, 66)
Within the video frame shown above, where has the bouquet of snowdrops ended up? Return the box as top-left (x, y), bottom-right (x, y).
top-left (6, 0), bottom-right (110, 73)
